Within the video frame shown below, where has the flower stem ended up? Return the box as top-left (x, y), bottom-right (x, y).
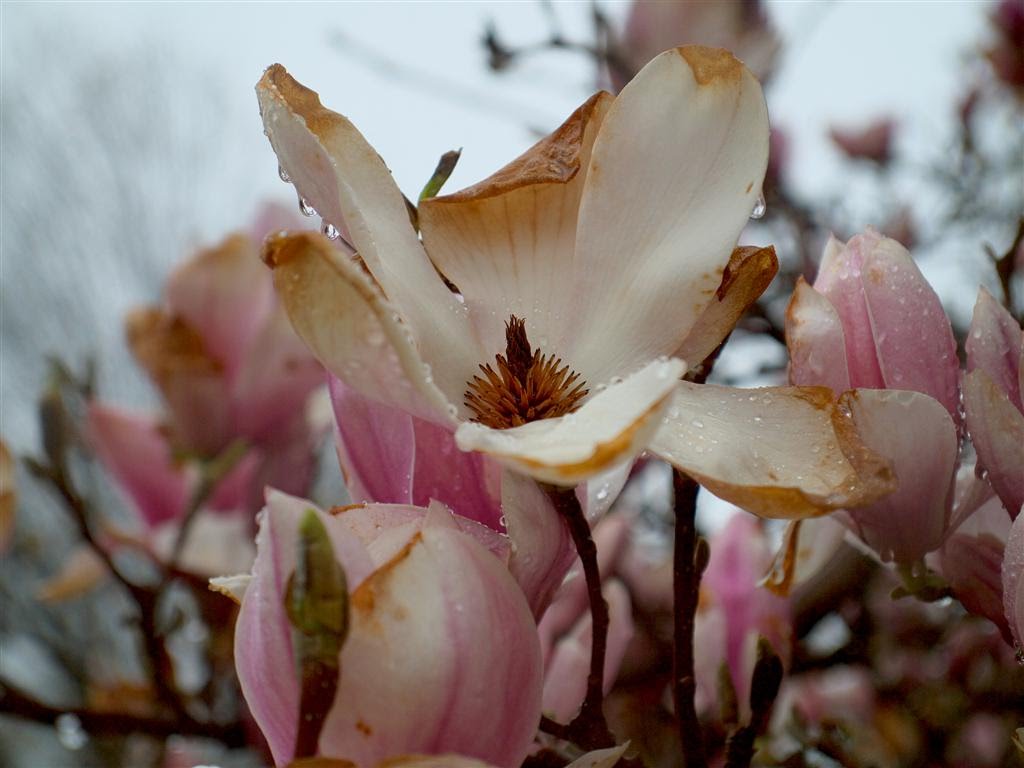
top-left (672, 470), bottom-right (707, 767)
top-left (543, 484), bottom-right (615, 751)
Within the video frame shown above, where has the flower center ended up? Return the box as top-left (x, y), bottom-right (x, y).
top-left (464, 316), bottom-right (588, 430)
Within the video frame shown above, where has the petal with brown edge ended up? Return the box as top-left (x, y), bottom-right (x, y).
top-left (257, 65), bottom-right (479, 405)
top-left (649, 382), bottom-right (896, 519)
top-left (265, 232), bottom-right (458, 427)
top-left (675, 245), bottom-right (778, 370)
top-left (569, 46), bottom-right (769, 384)
top-left (784, 277), bottom-right (852, 395)
top-left (165, 233), bottom-right (274, 379)
top-left (454, 358), bottom-right (685, 486)
top-left (418, 92), bottom-right (613, 364)
top-left (125, 307), bottom-right (231, 455)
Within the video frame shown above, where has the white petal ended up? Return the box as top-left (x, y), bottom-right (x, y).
top-left (569, 46), bottom-right (769, 383)
top-left (257, 65), bottom-right (480, 407)
top-left (650, 382), bottom-right (896, 519)
top-left (419, 93), bottom-right (613, 362)
top-left (455, 358), bottom-right (685, 486)
top-left (265, 232), bottom-right (457, 426)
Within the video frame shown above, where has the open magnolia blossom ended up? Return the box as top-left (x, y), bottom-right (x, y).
top-left (88, 206), bottom-right (326, 533)
top-left (217, 490), bottom-right (543, 768)
top-left (786, 230), bottom-right (965, 563)
top-left (257, 46), bottom-right (894, 528)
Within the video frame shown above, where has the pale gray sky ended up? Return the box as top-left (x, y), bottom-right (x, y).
top-left (0, 1), bottom-right (999, 450)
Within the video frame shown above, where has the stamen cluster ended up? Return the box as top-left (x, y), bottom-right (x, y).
top-left (465, 316), bottom-right (588, 430)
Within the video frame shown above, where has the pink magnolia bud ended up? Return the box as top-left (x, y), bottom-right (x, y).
top-left (964, 287), bottom-right (1024, 518)
top-left (790, 229), bottom-right (960, 420)
top-left (231, 490), bottom-right (542, 768)
top-left (786, 231), bottom-right (963, 563)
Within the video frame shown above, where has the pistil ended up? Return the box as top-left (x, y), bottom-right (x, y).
top-left (464, 316), bottom-right (588, 430)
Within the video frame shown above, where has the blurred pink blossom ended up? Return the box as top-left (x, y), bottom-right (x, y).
top-left (828, 118), bottom-right (897, 165)
top-left (694, 513), bottom-right (790, 720)
top-left (87, 205), bottom-right (326, 544)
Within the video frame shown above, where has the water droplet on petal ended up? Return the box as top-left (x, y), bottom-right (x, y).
top-left (278, 165), bottom-right (291, 183)
top-left (690, 418), bottom-right (704, 429)
top-left (322, 222), bottom-right (339, 240)
top-left (299, 197), bottom-right (316, 217)
top-left (750, 193), bottom-right (766, 219)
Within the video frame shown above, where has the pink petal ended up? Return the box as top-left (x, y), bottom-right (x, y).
top-left (840, 389), bottom-right (958, 563)
top-left (856, 234), bottom-right (960, 421)
top-left (964, 369), bottom-right (1024, 518)
top-left (318, 524), bottom-right (542, 767)
top-left (330, 376), bottom-right (415, 505)
top-left (541, 579), bottom-right (633, 724)
top-left (570, 47), bottom-right (769, 384)
top-left (86, 403), bottom-right (192, 529)
top-left (205, 449), bottom-right (262, 513)
top-left (784, 277), bottom-right (851, 394)
top-left (410, 419), bottom-right (503, 532)
top-left (940, 497), bottom-right (1012, 640)
top-left (230, 304), bottom-right (325, 443)
top-left (967, 286), bottom-right (1023, 414)
top-left (330, 378), bottom-right (504, 531)
top-left (165, 233), bottom-right (274, 379)
top-left (501, 469), bottom-right (575, 618)
top-left (812, 233), bottom-right (886, 389)
top-left (1002, 511), bottom-right (1024, 650)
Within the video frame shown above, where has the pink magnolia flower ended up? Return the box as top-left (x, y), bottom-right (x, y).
top-left (963, 286), bottom-right (1024, 519)
top-left (87, 208), bottom-right (325, 542)
top-left (258, 48), bottom-right (893, 557)
top-left (786, 229), bottom-right (962, 563)
top-left (828, 118), bottom-right (897, 165)
top-left (693, 513), bottom-right (790, 720)
top-left (219, 490), bottom-right (542, 768)
top-left (613, 0), bottom-right (780, 90)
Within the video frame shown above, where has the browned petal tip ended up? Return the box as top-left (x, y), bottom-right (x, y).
top-left (425, 90), bottom-right (614, 205)
top-left (125, 307), bottom-right (220, 377)
top-left (258, 63), bottom-right (339, 137)
top-left (717, 244), bottom-right (778, 302)
top-left (677, 45), bottom-right (744, 86)
top-left (261, 231), bottom-right (322, 269)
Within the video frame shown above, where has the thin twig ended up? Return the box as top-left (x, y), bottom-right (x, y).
top-left (543, 484), bottom-right (615, 751)
top-left (672, 470), bottom-right (707, 767)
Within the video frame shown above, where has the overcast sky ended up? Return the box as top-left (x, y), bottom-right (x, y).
top-left (0, 1), bottom-right (996, 449)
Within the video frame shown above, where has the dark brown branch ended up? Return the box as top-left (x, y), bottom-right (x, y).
top-left (0, 683), bottom-right (247, 746)
top-left (543, 484), bottom-right (615, 751)
top-left (672, 470), bottom-right (707, 768)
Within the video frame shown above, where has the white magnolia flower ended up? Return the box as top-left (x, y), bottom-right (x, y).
top-left (257, 46), bottom-right (893, 519)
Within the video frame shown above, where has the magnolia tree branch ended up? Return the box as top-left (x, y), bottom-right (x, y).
top-left (543, 485), bottom-right (615, 751)
top-left (672, 471), bottom-right (709, 768)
